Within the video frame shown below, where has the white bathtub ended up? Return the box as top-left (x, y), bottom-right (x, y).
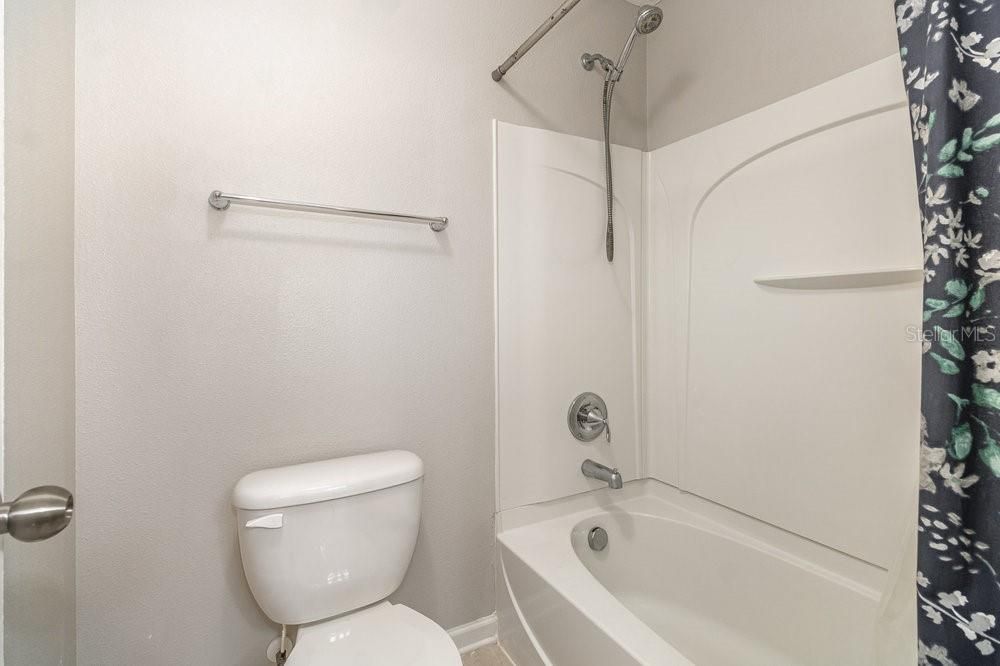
top-left (496, 480), bottom-right (894, 666)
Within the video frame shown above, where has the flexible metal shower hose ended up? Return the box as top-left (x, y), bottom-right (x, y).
top-left (602, 79), bottom-right (616, 263)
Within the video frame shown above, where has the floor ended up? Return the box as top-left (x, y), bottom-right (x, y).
top-left (461, 644), bottom-right (516, 666)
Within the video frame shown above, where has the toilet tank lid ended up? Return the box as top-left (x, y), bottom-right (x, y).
top-left (232, 450), bottom-right (424, 510)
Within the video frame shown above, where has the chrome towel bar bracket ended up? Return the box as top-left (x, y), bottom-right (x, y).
top-left (208, 191), bottom-right (448, 232)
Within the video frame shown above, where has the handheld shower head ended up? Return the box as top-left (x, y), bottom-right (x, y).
top-left (586, 3), bottom-right (663, 263)
top-left (635, 4), bottom-right (664, 34)
top-left (609, 4), bottom-right (663, 82)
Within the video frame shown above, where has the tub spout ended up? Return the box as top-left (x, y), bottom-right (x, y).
top-left (582, 459), bottom-right (623, 489)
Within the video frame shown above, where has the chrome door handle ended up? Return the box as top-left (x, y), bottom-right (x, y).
top-left (0, 486), bottom-right (73, 542)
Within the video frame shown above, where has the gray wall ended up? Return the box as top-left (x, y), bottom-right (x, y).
top-left (4, 1), bottom-right (76, 665)
top-left (73, 1), bottom-right (644, 664)
top-left (646, 0), bottom-right (900, 148)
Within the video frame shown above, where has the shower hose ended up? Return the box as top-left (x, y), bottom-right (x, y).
top-left (603, 79), bottom-right (616, 263)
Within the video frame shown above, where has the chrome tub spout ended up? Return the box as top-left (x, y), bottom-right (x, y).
top-left (582, 459), bottom-right (623, 489)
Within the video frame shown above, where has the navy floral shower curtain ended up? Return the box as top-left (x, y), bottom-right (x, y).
top-left (896, 0), bottom-right (1000, 662)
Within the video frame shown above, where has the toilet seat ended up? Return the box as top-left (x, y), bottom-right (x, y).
top-left (286, 601), bottom-right (462, 665)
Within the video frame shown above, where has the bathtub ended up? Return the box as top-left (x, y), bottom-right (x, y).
top-left (496, 480), bottom-right (894, 666)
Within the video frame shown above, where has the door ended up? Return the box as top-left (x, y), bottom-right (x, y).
top-left (2, 1), bottom-right (77, 664)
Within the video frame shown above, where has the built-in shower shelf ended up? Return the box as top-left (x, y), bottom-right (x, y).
top-left (753, 267), bottom-right (923, 289)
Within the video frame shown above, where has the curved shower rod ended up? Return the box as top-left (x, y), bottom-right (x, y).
top-left (492, 0), bottom-right (583, 81)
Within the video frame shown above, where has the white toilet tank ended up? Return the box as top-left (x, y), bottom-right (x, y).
top-left (232, 450), bottom-right (424, 625)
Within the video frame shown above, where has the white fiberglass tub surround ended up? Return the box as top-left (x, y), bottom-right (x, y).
top-left (493, 56), bottom-right (918, 666)
top-left (497, 481), bottom-right (890, 666)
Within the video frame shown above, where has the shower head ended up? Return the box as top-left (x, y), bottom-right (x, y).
top-left (609, 5), bottom-right (663, 82)
top-left (635, 4), bottom-right (663, 34)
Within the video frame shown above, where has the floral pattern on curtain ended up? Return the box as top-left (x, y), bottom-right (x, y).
top-left (896, 0), bottom-right (1000, 662)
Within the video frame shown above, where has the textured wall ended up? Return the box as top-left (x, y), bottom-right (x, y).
top-left (4, 2), bottom-right (76, 664)
top-left (646, 0), bottom-right (899, 148)
top-left (74, 1), bottom-right (644, 664)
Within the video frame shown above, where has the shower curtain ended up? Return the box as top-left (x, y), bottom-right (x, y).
top-left (896, 0), bottom-right (1000, 662)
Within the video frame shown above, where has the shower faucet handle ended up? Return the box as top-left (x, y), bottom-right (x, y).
top-left (568, 392), bottom-right (611, 444)
top-left (585, 408), bottom-right (611, 443)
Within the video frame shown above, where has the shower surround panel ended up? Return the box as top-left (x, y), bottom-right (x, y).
top-left (494, 121), bottom-right (643, 511)
top-left (643, 55), bottom-right (922, 568)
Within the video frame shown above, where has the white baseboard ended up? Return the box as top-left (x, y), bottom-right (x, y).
top-left (448, 613), bottom-right (498, 654)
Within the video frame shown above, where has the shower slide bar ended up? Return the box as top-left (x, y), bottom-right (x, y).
top-left (208, 191), bottom-right (448, 232)
top-left (491, 0), bottom-right (582, 81)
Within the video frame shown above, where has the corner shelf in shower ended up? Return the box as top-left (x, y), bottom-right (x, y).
top-left (753, 267), bottom-right (923, 290)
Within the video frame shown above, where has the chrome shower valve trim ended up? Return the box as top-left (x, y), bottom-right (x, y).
top-left (568, 392), bottom-right (611, 443)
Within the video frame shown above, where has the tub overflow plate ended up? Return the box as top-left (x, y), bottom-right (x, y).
top-left (588, 526), bottom-right (608, 551)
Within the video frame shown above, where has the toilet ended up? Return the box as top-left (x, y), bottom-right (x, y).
top-left (232, 450), bottom-right (462, 665)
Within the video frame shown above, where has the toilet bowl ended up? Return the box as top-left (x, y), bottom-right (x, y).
top-left (288, 602), bottom-right (459, 665)
top-left (232, 450), bottom-right (461, 665)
